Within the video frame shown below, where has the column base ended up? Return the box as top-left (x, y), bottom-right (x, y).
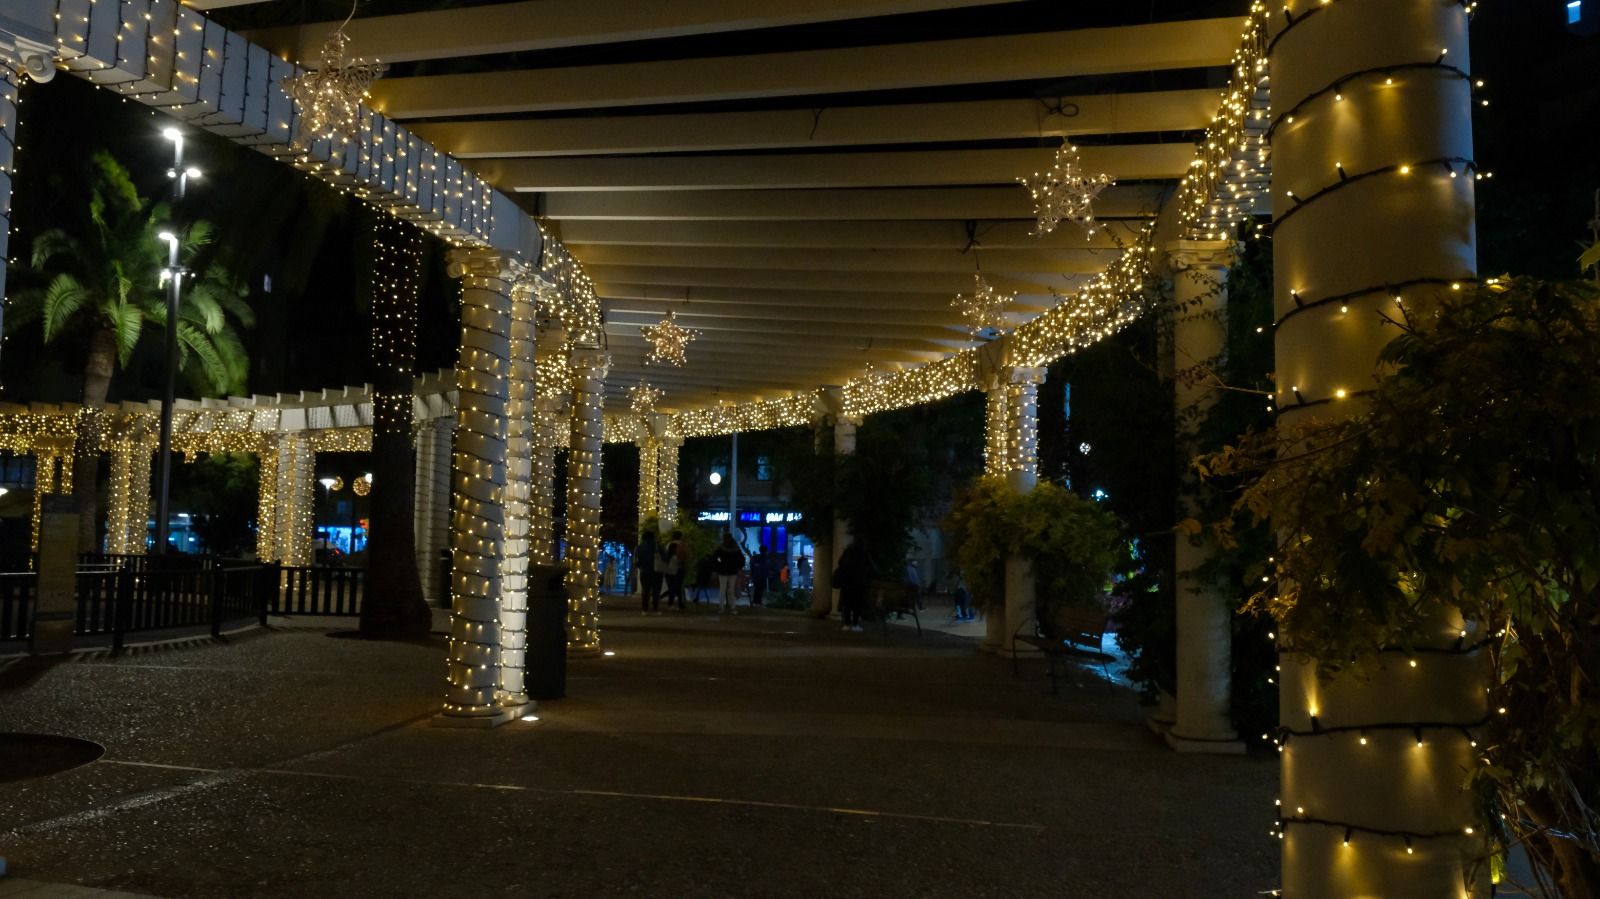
top-left (432, 708), bottom-right (516, 729)
top-left (1164, 729), bottom-right (1246, 755)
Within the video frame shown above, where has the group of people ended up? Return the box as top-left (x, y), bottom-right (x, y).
top-left (634, 529), bottom-right (781, 616)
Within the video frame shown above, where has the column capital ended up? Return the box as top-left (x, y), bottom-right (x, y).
top-left (1165, 239), bottom-right (1237, 272)
top-left (658, 434), bottom-right (684, 448)
top-left (1, 34), bottom-right (57, 83)
top-left (568, 347), bottom-right (609, 377)
top-left (1002, 366), bottom-right (1046, 387)
top-left (446, 246), bottom-right (519, 282)
top-left (814, 385), bottom-right (846, 420)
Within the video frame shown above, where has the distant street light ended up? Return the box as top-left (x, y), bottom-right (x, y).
top-left (152, 124), bottom-right (199, 556)
top-left (708, 471), bottom-right (722, 486)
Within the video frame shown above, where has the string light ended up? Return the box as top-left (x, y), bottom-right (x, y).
top-left (1017, 141), bottom-right (1113, 236)
top-left (640, 311), bottom-right (700, 367)
top-left (279, 3), bottom-right (385, 149)
top-left (952, 272), bottom-right (1016, 337)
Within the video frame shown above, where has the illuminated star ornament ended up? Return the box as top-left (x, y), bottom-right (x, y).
top-left (1018, 142), bottom-right (1114, 236)
top-left (952, 273), bottom-right (1016, 337)
top-left (641, 311), bottom-right (700, 367)
top-left (280, 6), bottom-right (385, 148)
top-left (629, 381), bottom-right (664, 415)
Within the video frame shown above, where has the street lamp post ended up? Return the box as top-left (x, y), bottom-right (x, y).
top-left (152, 127), bottom-right (199, 556)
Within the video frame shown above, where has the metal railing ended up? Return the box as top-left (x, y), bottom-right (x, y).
top-left (269, 565), bottom-right (366, 616)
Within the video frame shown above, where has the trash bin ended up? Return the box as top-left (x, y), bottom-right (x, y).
top-left (526, 563), bottom-right (569, 700)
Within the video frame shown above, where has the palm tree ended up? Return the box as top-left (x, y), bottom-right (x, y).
top-left (5, 151), bottom-right (253, 550)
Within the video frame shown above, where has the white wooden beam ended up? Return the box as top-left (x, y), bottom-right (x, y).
top-left (539, 185), bottom-right (1168, 221)
top-left (367, 18), bottom-right (1245, 118)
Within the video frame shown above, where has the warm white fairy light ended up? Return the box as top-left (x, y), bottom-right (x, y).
top-left (641, 311), bottom-right (700, 367)
top-left (280, 17), bottom-right (384, 149)
top-left (952, 273), bottom-right (1016, 337)
top-left (629, 381), bottom-right (664, 416)
top-left (1018, 142), bottom-right (1113, 236)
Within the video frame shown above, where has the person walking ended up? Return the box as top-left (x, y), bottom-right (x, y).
top-left (833, 538), bottom-right (873, 632)
top-left (713, 532), bottom-right (745, 615)
top-left (749, 543), bottom-right (769, 607)
top-left (636, 529), bottom-right (661, 614)
top-left (660, 530), bottom-right (689, 610)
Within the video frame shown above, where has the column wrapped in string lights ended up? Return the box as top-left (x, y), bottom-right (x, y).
top-left (637, 432), bottom-right (660, 528)
top-left (495, 268), bottom-right (539, 710)
top-left (440, 247), bottom-right (514, 724)
top-left (656, 436), bottom-right (682, 525)
top-left (999, 366), bottom-right (1044, 656)
top-left (0, 67), bottom-right (17, 355)
top-left (983, 379), bottom-right (1010, 479)
top-left (29, 451), bottom-right (63, 553)
top-left (257, 435), bottom-right (281, 561)
top-left (530, 395), bottom-right (565, 566)
top-left (564, 348), bottom-right (609, 653)
top-left (103, 434), bottom-right (155, 555)
top-left (1268, 1), bottom-right (1486, 893)
top-left (275, 434), bottom-right (315, 566)
top-left (413, 418), bottom-right (454, 603)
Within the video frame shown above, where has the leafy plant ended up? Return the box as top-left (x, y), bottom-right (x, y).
top-left (943, 476), bottom-right (1123, 616)
top-left (1200, 277), bottom-right (1600, 895)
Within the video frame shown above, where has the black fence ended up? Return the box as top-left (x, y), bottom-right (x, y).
top-left (0, 554), bottom-right (366, 648)
top-left (270, 565), bottom-right (366, 616)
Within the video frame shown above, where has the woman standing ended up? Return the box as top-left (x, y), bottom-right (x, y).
top-left (713, 532), bottom-right (746, 615)
top-left (833, 539), bottom-right (873, 632)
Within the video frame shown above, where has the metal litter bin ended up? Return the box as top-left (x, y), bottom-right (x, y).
top-left (527, 563), bottom-right (569, 700)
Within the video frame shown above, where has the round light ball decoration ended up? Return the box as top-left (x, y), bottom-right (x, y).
top-left (352, 473), bottom-right (372, 496)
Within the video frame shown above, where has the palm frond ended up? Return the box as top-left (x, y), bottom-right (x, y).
top-left (176, 321), bottom-right (230, 394)
top-left (4, 288), bottom-right (44, 332)
top-left (182, 286), bottom-right (225, 334)
top-left (108, 301), bottom-right (146, 367)
top-left (41, 274), bottom-right (91, 342)
top-left (206, 280), bottom-right (257, 329)
top-left (30, 229), bottom-right (82, 272)
top-left (91, 151), bottom-right (143, 217)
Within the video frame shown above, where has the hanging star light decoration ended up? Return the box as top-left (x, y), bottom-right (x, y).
top-left (280, 6), bottom-right (385, 149)
top-left (952, 272), bottom-right (1016, 337)
top-left (1018, 142), bottom-right (1114, 236)
top-left (629, 381), bottom-right (664, 415)
top-left (641, 311), bottom-right (700, 367)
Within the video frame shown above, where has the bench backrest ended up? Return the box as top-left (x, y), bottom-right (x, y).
top-left (1044, 603), bottom-right (1108, 648)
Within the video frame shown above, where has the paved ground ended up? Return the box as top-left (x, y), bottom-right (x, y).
top-left (1, 597), bottom-right (1278, 898)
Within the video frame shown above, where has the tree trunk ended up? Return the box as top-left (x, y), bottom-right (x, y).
top-left (74, 327), bottom-right (117, 552)
top-left (358, 214), bottom-right (430, 640)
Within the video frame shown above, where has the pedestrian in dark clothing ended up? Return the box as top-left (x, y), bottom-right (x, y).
top-left (750, 543), bottom-right (769, 606)
top-left (636, 530), bottom-right (661, 614)
top-left (660, 530), bottom-right (689, 610)
top-left (713, 532), bottom-right (745, 614)
top-left (833, 539), bottom-right (873, 632)
top-left (693, 555), bottom-right (714, 604)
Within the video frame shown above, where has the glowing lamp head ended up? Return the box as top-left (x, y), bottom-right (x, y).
top-left (161, 127), bottom-right (181, 141)
top-left (709, 471), bottom-right (723, 486)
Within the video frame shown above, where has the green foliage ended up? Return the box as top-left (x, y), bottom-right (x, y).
top-left (1202, 277), bottom-right (1600, 892)
top-left (943, 477), bottom-right (1122, 616)
top-left (4, 152), bottom-right (253, 399)
top-left (170, 453), bottom-right (258, 557)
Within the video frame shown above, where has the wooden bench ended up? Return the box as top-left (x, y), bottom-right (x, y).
top-left (1011, 602), bottom-right (1111, 694)
top-left (869, 579), bottom-right (921, 636)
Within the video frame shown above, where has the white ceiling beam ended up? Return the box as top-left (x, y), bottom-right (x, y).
top-left (367, 18), bottom-right (1243, 118)
top-left (539, 185), bottom-right (1168, 221)
top-left (560, 219), bottom-right (1134, 250)
top-left (607, 310), bottom-right (967, 340)
top-left (249, 0), bottom-right (1019, 66)
top-left (584, 264), bottom-right (1079, 295)
top-left (574, 244), bottom-right (1116, 274)
top-left (607, 299), bottom-right (977, 327)
top-left (595, 282), bottom-right (1056, 313)
top-left (603, 324), bottom-right (962, 352)
top-left (411, 90), bottom-right (1218, 158)
top-left (484, 144), bottom-right (1196, 191)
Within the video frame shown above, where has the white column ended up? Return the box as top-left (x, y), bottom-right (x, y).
top-left (564, 348), bottom-right (608, 654)
top-left (1270, 2), bottom-right (1486, 893)
top-left (829, 415), bottom-right (859, 617)
top-left (0, 69), bottom-right (18, 332)
top-left (980, 378), bottom-right (1011, 651)
top-left (530, 396), bottom-right (563, 566)
top-left (257, 436), bottom-right (281, 562)
top-left (494, 274), bottom-right (538, 710)
top-left (274, 435), bottom-right (314, 567)
top-left (126, 437), bottom-right (152, 555)
top-left (1165, 240), bottom-right (1245, 754)
top-left (656, 436), bottom-right (681, 524)
top-left (1000, 367), bottom-right (1044, 654)
top-left (412, 418), bottom-right (451, 603)
top-left (637, 435), bottom-right (659, 528)
top-left (439, 248), bottom-right (515, 726)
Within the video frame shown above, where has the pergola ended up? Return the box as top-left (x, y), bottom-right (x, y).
top-left (0, 1), bottom-right (1488, 893)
